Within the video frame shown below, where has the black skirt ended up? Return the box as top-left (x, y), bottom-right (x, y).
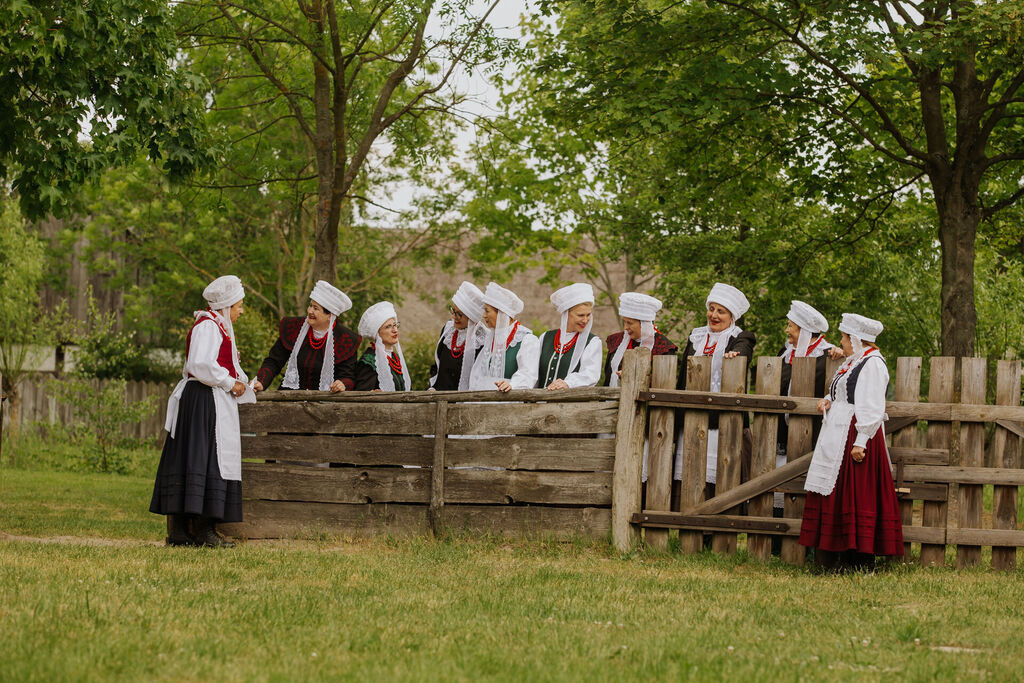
top-left (149, 381), bottom-right (243, 522)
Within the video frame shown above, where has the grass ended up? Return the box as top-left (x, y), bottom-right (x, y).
top-left (3, 458), bottom-right (1024, 679)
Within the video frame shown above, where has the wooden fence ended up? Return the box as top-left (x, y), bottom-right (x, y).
top-left (627, 352), bottom-right (1024, 570)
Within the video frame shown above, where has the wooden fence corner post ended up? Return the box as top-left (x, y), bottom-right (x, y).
top-left (612, 348), bottom-right (652, 553)
top-left (428, 400), bottom-right (449, 537)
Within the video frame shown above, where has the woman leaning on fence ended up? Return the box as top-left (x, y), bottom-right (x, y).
top-left (150, 275), bottom-right (255, 548)
top-left (799, 313), bottom-right (904, 571)
top-left (428, 281), bottom-right (486, 391)
top-left (536, 283), bottom-right (603, 390)
top-left (354, 301), bottom-right (412, 391)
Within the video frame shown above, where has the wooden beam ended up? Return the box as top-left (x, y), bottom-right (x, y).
top-left (255, 387), bottom-right (620, 403)
top-left (685, 452), bottom-right (812, 516)
top-left (644, 354), bottom-right (678, 551)
top-left (903, 465), bottom-right (1024, 486)
top-left (678, 356), bottom-right (711, 554)
top-left (428, 401), bottom-right (448, 536)
top-left (611, 348), bottom-right (652, 552)
top-left (747, 356), bottom-right (782, 561)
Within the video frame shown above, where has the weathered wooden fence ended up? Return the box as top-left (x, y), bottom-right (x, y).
top-left (628, 353), bottom-right (1024, 570)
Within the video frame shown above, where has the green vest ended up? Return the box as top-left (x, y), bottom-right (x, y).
top-left (537, 330), bottom-right (598, 387)
top-left (359, 348), bottom-right (406, 390)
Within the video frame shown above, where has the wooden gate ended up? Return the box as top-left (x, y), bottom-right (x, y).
top-left (623, 352), bottom-right (1024, 570)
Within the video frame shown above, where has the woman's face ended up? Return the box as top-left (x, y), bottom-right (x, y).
top-left (228, 300), bottom-right (244, 323)
top-left (450, 304), bottom-right (469, 330)
top-left (567, 303), bottom-right (593, 333)
top-left (379, 318), bottom-right (399, 346)
top-left (483, 304), bottom-right (499, 329)
top-left (706, 302), bottom-right (734, 332)
top-left (307, 300), bottom-right (331, 331)
top-left (785, 319), bottom-right (801, 345)
top-left (840, 332), bottom-right (853, 356)
top-left (623, 317), bottom-right (642, 341)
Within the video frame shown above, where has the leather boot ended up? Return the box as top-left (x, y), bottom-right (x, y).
top-left (166, 514), bottom-right (197, 547)
top-left (193, 517), bottom-right (236, 548)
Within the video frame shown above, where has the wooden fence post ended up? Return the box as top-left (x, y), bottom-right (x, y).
top-left (747, 356), bottom-right (781, 561)
top-left (678, 356), bottom-right (711, 554)
top-left (781, 356), bottom-right (816, 566)
top-left (612, 348), bottom-right (652, 552)
top-left (992, 360), bottom-right (1021, 570)
top-left (711, 357), bottom-right (747, 555)
top-left (645, 354), bottom-right (678, 551)
top-left (957, 357), bottom-right (986, 568)
top-left (893, 357), bottom-right (922, 560)
top-left (921, 357), bottom-right (954, 567)
top-left (428, 400), bottom-right (449, 536)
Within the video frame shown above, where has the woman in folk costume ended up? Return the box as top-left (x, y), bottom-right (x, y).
top-left (354, 301), bottom-right (412, 391)
top-left (428, 281), bottom-right (486, 391)
top-left (252, 280), bottom-right (360, 393)
top-left (603, 292), bottom-right (678, 387)
top-left (537, 283), bottom-right (603, 390)
top-left (675, 283), bottom-right (756, 501)
top-left (799, 314), bottom-right (903, 571)
top-left (467, 282), bottom-right (540, 392)
top-left (150, 275), bottom-right (254, 548)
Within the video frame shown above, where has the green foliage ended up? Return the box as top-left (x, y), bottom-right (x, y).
top-left (0, 0), bottom-right (213, 219)
top-left (67, 291), bottom-right (167, 382)
top-left (0, 197), bottom-right (48, 370)
top-left (399, 329), bottom-right (440, 391)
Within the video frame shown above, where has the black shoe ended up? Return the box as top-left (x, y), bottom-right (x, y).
top-left (193, 517), bottom-right (236, 548)
top-left (165, 514), bottom-right (197, 547)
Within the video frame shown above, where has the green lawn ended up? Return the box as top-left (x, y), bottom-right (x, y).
top-left (2, 466), bottom-right (1023, 680)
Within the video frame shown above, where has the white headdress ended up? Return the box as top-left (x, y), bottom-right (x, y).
top-left (282, 281), bottom-right (353, 391)
top-left (310, 280), bottom-right (352, 316)
top-left (609, 292), bottom-right (662, 387)
top-left (203, 275), bottom-right (244, 311)
top-left (839, 313), bottom-right (883, 356)
top-left (358, 301), bottom-right (411, 392)
top-left (548, 283), bottom-right (594, 381)
top-left (482, 282), bottom-right (523, 382)
top-left (453, 282), bottom-right (486, 391)
top-left (787, 300), bottom-right (829, 358)
top-left (706, 282), bottom-right (749, 320)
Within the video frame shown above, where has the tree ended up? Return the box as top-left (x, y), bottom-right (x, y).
top-left (174, 0), bottom-right (514, 283)
top-left (0, 0), bottom-right (213, 219)
top-left (528, 0), bottom-right (1024, 356)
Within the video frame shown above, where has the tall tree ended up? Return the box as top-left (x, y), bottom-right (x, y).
top-left (0, 0), bottom-right (212, 219)
top-left (530, 0), bottom-right (1024, 356)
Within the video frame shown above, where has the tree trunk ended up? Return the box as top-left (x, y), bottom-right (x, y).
top-left (934, 181), bottom-right (980, 358)
top-left (312, 5), bottom-right (338, 284)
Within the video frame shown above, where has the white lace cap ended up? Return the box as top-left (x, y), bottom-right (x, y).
top-left (787, 300), bottom-right (828, 333)
top-left (839, 313), bottom-right (883, 342)
top-left (550, 283), bottom-right (593, 313)
top-left (203, 275), bottom-right (244, 311)
top-left (358, 301), bottom-right (398, 338)
top-left (310, 280), bottom-right (352, 315)
top-left (452, 281), bottom-right (485, 324)
top-left (483, 282), bottom-right (524, 317)
top-left (618, 292), bottom-right (662, 321)
top-left (706, 282), bottom-right (749, 320)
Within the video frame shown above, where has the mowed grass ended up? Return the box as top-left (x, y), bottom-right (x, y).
top-left (2, 469), bottom-right (1024, 681)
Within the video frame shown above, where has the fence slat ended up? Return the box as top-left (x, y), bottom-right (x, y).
top-left (712, 356), bottom-right (746, 555)
top-left (428, 401), bottom-right (449, 535)
top-left (748, 356), bottom-right (782, 561)
top-left (992, 360), bottom-right (1021, 570)
top-left (957, 358), bottom-right (987, 568)
top-left (782, 356), bottom-right (816, 566)
top-left (893, 356), bottom-right (922, 559)
top-left (644, 354), bottom-right (678, 551)
top-left (921, 357), bottom-right (955, 567)
top-left (611, 348), bottom-right (652, 551)
top-left (678, 356), bottom-right (711, 554)
top-left (446, 402), bottom-right (619, 435)
top-left (241, 434), bottom-right (435, 467)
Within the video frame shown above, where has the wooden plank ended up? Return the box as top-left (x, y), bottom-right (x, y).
top-left (446, 401), bottom-right (619, 435)
top-left (948, 528), bottom-right (1024, 547)
top-left (995, 419), bottom-right (1024, 440)
top-left (900, 466), bottom-right (1024, 485)
top-left (644, 354), bottom-right (678, 551)
top-left (256, 387), bottom-right (620, 403)
top-left (777, 479), bottom-right (948, 502)
top-left (240, 401), bottom-right (434, 434)
top-left (993, 360), bottom-right (1021, 570)
top-left (782, 356), bottom-right (816, 566)
top-left (241, 434), bottom-right (434, 467)
top-left (679, 356), bottom-right (711, 554)
top-left (611, 348), bottom-right (652, 552)
top-left (712, 357), bottom-right (746, 555)
top-left (893, 356), bottom-right (922, 559)
top-left (444, 437), bottom-right (616, 471)
top-left (443, 470), bottom-right (612, 505)
top-left (220, 501), bottom-right (428, 538)
top-left (957, 357), bottom-right (986, 568)
top-left (429, 401), bottom-right (449, 535)
top-left (887, 447), bottom-right (950, 465)
top-left (921, 356), bottom-right (954, 567)
top-left (687, 452), bottom-right (812, 516)
top-left (439, 505), bottom-right (610, 539)
top-left (748, 356), bottom-right (782, 561)
top-left (242, 462), bottom-right (431, 504)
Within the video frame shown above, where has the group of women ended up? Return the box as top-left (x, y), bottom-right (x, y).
top-left (151, 276), bottom-right (904, 572)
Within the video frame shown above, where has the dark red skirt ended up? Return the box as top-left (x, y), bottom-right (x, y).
top-left (799, 420), bottom-right (904, 555)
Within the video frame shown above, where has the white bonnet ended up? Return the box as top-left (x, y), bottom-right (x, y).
top-left (452, 281), bottom-right (485, 324)
top-left (310, 280), bottom-right (352, 316)
top-left (706, 282), bottom-right (749, 319)
top-left (550, 283), bottom-right (594, 313)
top-left (787, 300), bottom-right (828, 334)
top-left (203, 275), bottom-right (244, 311)
top-left (839, 313), bottom-right (883, 343)
top-left (358, 301), bottom-right (398, 338)
top-left (483, 282), bottom-right (524, 318)
top-left (618, 292), bottom-right (662, 322)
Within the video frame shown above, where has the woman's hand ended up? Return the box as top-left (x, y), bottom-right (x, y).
top-left (329, 380), bottom-right (346, 393)
top-left (495, 379), bottom-right (512, 393)
top-left (851, 445), bottom-right (866, 463)
top-left (546, 379), bottom-right (569, 391)
top-left (230, 381), bottom-right (247, 397)
top-left (827, 346), bottom-right (845, 360)
top-left (427, 387), bottom-right (436, 392)
top-left (723, 351), bottom-right (740, 359)
top-left (251, 380), bottom-right (264, 393)
top-left (817, 397), bottom-right (831, 414)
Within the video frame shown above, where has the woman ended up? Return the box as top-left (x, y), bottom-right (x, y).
top-left (428, 281), bottom-right (486, 391)
top-left (467, 282), bottom-right (539, 392)
top-left (252, 280), bottom-right (359, 392)
top-left (675, 282), bottom-right (756, 496)
top-left (604, 292), bottom-right (678, 387)
top-left (537, 283), bottom-right (602, 390)
top-left (354, 301), bottom-right (412, 391)
top-left (150, 275), bottom-right (254, 548)
top-left (799, 313), bottom-right (903, 571)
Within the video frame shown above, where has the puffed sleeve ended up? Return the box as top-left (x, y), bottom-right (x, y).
top-left (852, 357), bottom-right (889, 447)
top-left (509, 334), bottom-right (541, 389)
top-left (564, 336), bottom-right (603, 388)
top-left (184, 320), bottom-right (236, 392)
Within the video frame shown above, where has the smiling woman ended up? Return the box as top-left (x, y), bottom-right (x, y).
top-left (355, 301), bottom-right (412, 391)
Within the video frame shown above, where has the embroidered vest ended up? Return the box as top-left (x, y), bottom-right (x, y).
top-left (185, 315), bottom-right (238, 380)
top-left (538, 330), bottom-right (598, 386)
